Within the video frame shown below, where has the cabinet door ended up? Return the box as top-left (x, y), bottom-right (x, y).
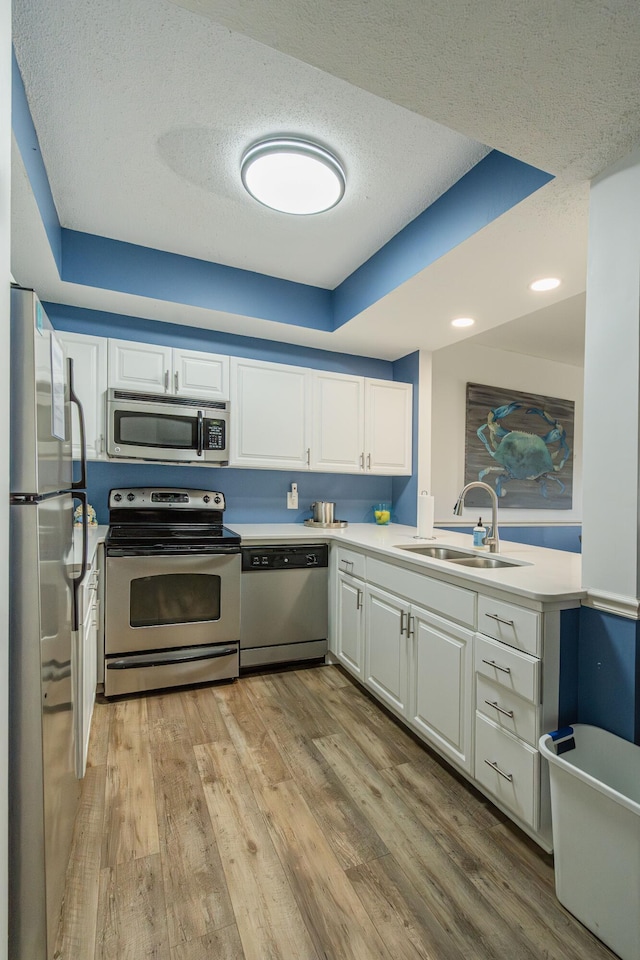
top-left (364, 379), bottom-right (412, 475)
top-left (336, 573), bottom-right (365, 677)
top-left (229, 358), bottom-right (311, 469)
top-left (310, 371), bottom-right (364, 473)
top-left (364, 585), bottom-right (408, 716)
top-left (173, 348), bottom-right (229, 401)
top-left (58, 332), bottom-right (108, 460)
top-left (409, 605), bottom-right (473, 773)
top-left (108, 338), bottom-right (172, 394)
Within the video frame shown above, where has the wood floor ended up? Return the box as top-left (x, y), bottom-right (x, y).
top-left (56, 664), bottom-right (616, 960)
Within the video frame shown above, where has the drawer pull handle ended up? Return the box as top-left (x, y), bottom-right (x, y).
top-left (340, 559), bottom-right (354, 573)
top-left (486, 613), bottom-right (515, 627)
top-left (481, 658), bottom-right (511, 674)
top-left (484, 699), bottom-right (515, 719)
top-left (484, 759), bottom-right (514, 782)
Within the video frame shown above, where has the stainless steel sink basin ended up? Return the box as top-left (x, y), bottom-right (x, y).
top-left (448, 555), bottom-right (519, 569)
top-left (395, 545), bottom-right (475, 560)
top-left (395, 543), bottom-right (526, 570)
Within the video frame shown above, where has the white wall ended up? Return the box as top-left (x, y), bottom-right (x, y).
top-left (431, 340), bottom-right (583, 524)
top-left (1, 0), bottom-right (11, 956)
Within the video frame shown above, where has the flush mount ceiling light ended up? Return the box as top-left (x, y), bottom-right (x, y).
top-left (240, 138), bottom-right (346, 215)
top-left (530, 277), bottom-right (561, 292)
top-left (451, 317), bottom-right (475, 328)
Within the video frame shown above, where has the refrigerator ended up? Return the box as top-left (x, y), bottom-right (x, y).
top-left (8, 286), bottom-right (89, 960)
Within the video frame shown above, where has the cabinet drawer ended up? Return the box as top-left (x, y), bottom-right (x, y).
top-left (366, 558), bottom-right (475, 628)
top-left (476, 674), bottom-right (538, 747)
top-left (477, 595), bottom-right (540, 656)
top-left (475, 714), bottom-right (539, 828)
top-left (475, 634), bottom-right (539, 703)
top-left (335, 547), bottom-right (366, 580)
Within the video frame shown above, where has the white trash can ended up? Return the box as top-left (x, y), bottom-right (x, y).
top-left (539, 724), bottom-right (640, 960)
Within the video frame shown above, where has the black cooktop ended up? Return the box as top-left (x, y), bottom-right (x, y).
top-left (105, 487), bottom-right (241, 554)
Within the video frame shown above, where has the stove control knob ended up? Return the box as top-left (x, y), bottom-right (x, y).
top-left (126, 493), bottom-right (135, 502)
top-left (203, 495), bottom-right (211, 503)
top-left (214, 495), bottom-right (222, 504)
top-left (113, 493), bottom-right (122, 502)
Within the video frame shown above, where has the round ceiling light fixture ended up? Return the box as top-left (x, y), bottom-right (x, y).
top-left (240, 138), bottom-right (346, 215)
top-left (529, 277), bottom-right (561, 292)
top-left (451, 317), bottom-right (475, 328)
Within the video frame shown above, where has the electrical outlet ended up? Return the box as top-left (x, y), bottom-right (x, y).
top-left (287, 482), bottom-right (298, 509)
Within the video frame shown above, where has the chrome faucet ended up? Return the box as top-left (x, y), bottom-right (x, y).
top-left (453, 481), bottom-right (500, 553)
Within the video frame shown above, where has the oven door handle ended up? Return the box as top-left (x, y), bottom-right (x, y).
top-left (197, 410), bottom-right (204, 457)
top-left (106, 645), bottom-right (237, 669)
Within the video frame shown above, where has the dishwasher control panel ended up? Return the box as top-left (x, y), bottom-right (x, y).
top-left (241, 544), bottom-right (328, 571)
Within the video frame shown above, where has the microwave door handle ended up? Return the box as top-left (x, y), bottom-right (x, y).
top-left (197, 410), bottom-right (204, 457)
top-left (68, 358), bottom-right (87, 490)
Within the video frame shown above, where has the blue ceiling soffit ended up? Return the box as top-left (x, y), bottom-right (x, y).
top-left (12, 50), bottom-right (553, 332)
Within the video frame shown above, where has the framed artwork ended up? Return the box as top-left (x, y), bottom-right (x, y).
top-left (464, 382), bottom-right (574, 509)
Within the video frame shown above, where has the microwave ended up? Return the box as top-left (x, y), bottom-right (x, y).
top-left (107, 389), bottom-right (230, 464)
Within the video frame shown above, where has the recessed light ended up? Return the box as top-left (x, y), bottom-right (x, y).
top-left (451, 317), bottom-right (475, 328)
top-left (529, 277), bottom-right (561, 292)
top-left (240, 138), bottom-right (346, 215)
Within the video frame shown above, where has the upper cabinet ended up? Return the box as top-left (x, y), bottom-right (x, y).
top-left (229, 357), bottom-right (311, 470)
top-left (311, 372), bottom-right (412, 475)
top-left (310, 372), bottom-right (365, 473)
top-left (108, 339), bottom-right (229, 401)
top-left (231, 361), bottom-right (412, 475)
top-left (365, 378), bottom-right (413, 475)
top-left (58, 331), bottom-right (108, 460)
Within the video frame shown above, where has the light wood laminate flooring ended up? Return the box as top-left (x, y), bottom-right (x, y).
top-left (56, 664), bottom-right (615, 960)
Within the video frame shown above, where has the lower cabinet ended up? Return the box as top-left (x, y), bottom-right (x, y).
top-left (335, 572), bottom-right (365, 678)
top-left (409, 606), bottom-right (473, 773)
top-left (363, 585), bottom-right (473, 773)
top-left (364, 585), bottom-right (409, 716)
top-left (329, 547), bottom-right (572, 851)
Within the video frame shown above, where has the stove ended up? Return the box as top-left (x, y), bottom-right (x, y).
top-left (104, 487), bottom-right (241, 697)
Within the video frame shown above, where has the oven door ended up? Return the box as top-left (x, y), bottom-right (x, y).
top-left (105, 552), bottom-right (240, 654)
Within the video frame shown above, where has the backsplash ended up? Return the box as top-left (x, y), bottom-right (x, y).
top-left (86, 461), bottom-right (393, 525)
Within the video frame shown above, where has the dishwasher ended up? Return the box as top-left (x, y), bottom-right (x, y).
top-left (240, 543), bottom-right (329, 668)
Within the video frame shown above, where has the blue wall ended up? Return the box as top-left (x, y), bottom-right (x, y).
top-left (440, 524), bottom-right (582, 554)
top-left (391, 351), bottom-right (420, 526)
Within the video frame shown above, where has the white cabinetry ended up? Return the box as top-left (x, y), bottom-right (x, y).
top-left (75, 543), bottom-right (101, 778)
top-left (363, 558), bottom-right (475, 773)
top-left (410, 606), bottom-right (473, 772)
top-left (108, 339), bottom-right (229, 400)
top-left (58, 331), bottom-right (108, 460)
top-left (310, 372), bottom-right (365, 473)
top-left (229, 357), bottom-right (311, 470)
top-left (310, 372), bottom-right (412, 475)
top-left (473, 596), bottom-right (559, 847)
top-left (331, 547), bottom-right (367, 678)
top-left (364, 378), bottom-right (412, 475)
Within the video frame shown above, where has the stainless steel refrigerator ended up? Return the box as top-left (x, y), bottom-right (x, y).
top-left (9, 286), bottom-right (89, 960)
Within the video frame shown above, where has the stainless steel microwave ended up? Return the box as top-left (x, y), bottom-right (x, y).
top-left (107, 389), bottom-right (229, 464)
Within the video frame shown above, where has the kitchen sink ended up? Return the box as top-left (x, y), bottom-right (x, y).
top-left (395, 543), bottom-right (526, 570)
top-left (447, 555), bottom-right (520, 569)
top-left (395, 545), bottom-right (475, 560)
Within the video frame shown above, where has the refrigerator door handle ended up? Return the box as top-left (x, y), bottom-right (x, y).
top-left (70, 491), bottom-right (88, 631)
top-left (68, 358), bottom-right (87, 490)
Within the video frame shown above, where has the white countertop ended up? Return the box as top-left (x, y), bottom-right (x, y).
top-left (233, 522), bottom-right (584, 605)
top-left (79, 520), bottom-right (584, 605)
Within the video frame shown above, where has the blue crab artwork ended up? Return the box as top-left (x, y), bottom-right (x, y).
top-left (476, 402), bottom-right (571, 498)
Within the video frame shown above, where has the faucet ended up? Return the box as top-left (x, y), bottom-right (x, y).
top-left (453, 481), bottom-right (500, 553)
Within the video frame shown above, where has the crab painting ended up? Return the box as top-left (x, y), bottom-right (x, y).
top-left (476, 402), bottom-right (571, 499)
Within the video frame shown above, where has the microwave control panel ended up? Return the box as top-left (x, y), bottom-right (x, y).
top-left (205, 419), bottom-right (226, 450)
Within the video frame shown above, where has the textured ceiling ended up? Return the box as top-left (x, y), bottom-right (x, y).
top-left (12, 0), bottom-right (488, 288)
top-left (12, 0), bottom-right (640, 361)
